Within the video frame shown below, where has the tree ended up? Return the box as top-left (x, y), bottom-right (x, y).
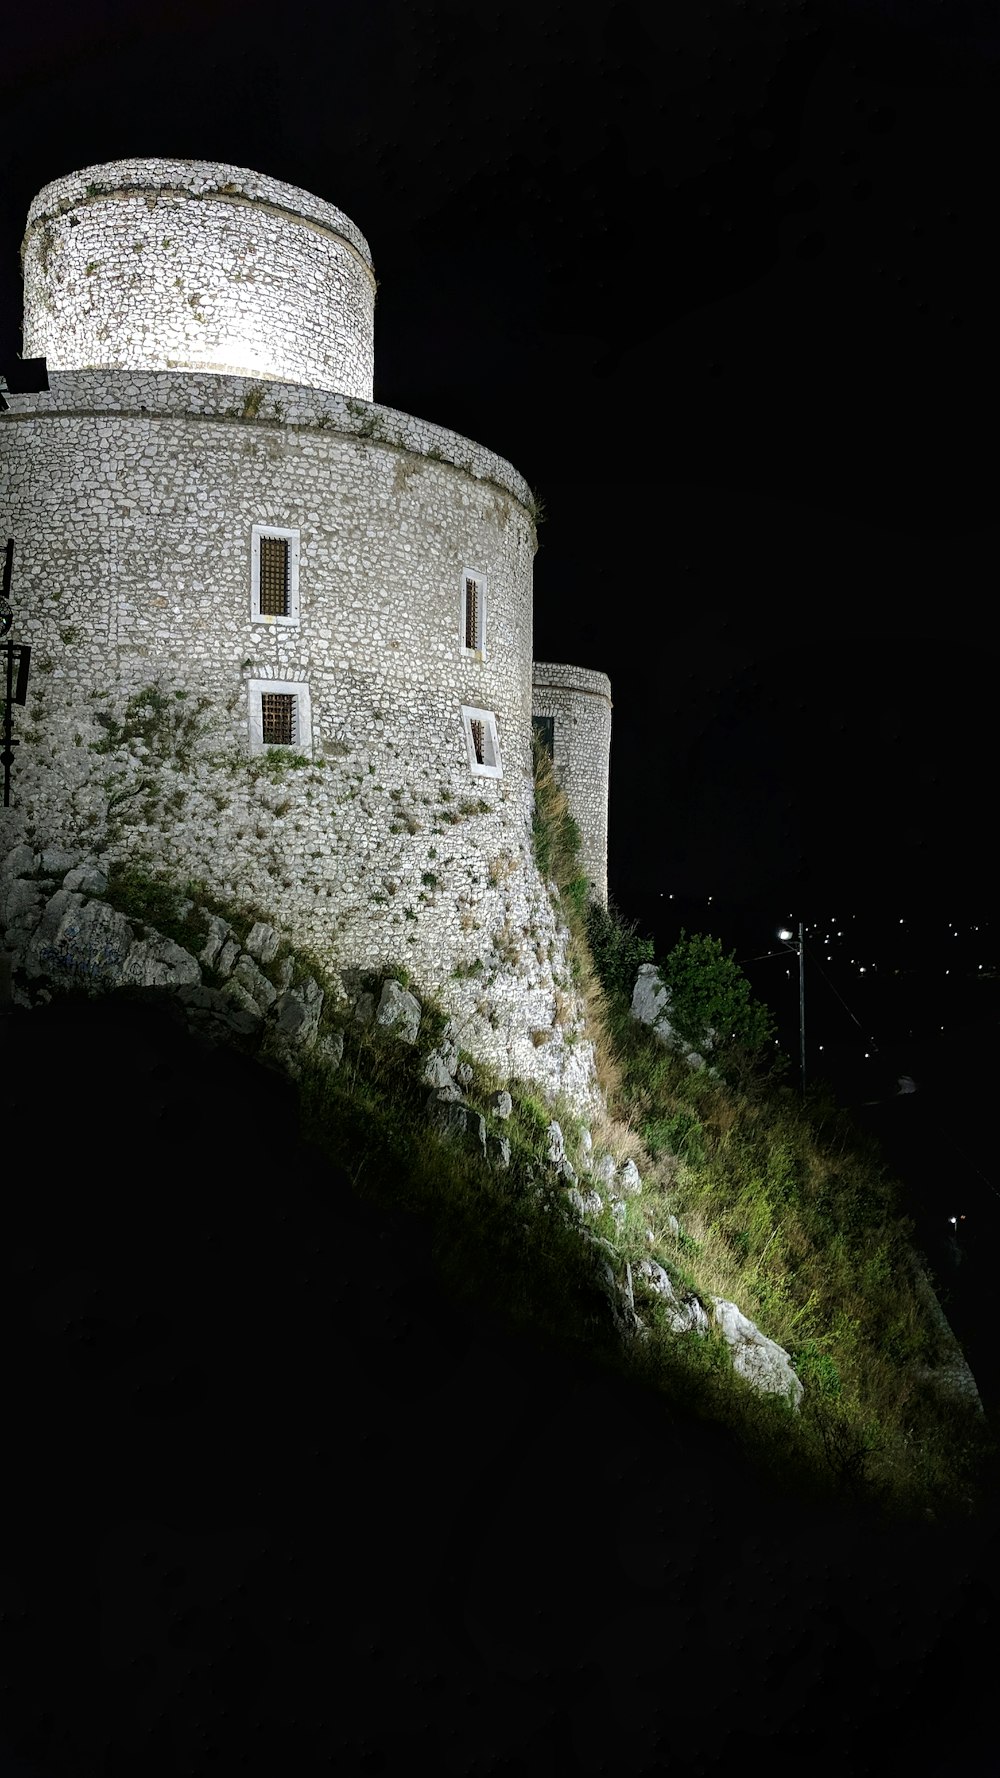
top-left (658, 930), bottom-right (779, 1081)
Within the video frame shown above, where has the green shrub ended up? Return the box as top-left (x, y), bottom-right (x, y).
top-left (585, 898), bottom-right (655, 1002)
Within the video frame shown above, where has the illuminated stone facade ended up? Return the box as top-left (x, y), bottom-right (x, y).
top-left (1, 160), bottom-right (611, 1103)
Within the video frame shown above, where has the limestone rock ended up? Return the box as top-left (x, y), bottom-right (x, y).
top-left (216, 937), bottom-right (240, 978)
top-left (566, 1187), bottom-right (604, 1220)
top-left (488, 1133), bottom-right (512, 1170)
top-left (710, 1296), bottom-right (803, 1410)
top-left (121, 933), bottom-right (202, 988)
top-left (375, 978), bottom-right (422, 1043)
top-left (455, 1061), bottom-right (474, 1088)
top-left (2, 876), bottom-right (44, 930)
top-left (1, 844), bottom-right (37, 891)
top-left (591, 1153), bottom-right (616, 1190)
top-left (219, 977), bottom-right (264, 1022)
top-left (545, 1121), bottom-right (566, 1167)
top-left (40, 846), bottom-right (78, 874)
top-left (230, 953), bottom-right (277, 1010)
top-left (421, 1051), bottom-right (458, 1092)
top-left (199, 913), bottom-right (237, 971)
top-left (618, 1158), bottom-right (642, 1196)
top-left (244, 921), bottom-right (280, 964)
top-left (270, 977), bottom-right (324, 1044)
top-left (634, 1259), bottom-right (710, 1336)
top-left (24, 892), bottom-right (131, 985)
top-left (62, 863), bottom-right (108, 896)
top-left (487, 1089), bottom-right (512, 1119)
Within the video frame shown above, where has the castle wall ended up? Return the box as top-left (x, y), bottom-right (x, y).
top-left (532, 664), bottom-right (612, 905)
top-left (22, 160), bottom-right (375, 396)
top-left (0, 370), bottom-right (598, 1103)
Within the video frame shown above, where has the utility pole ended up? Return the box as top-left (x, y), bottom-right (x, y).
top-left (778, 921), bottom-right (805, 1093)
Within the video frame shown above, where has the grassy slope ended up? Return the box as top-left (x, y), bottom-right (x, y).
top-left (93, 739), bottom-right (998, 1524)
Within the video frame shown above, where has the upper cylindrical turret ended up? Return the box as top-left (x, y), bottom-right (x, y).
top-left (21, 159), bottom-right (376, 396)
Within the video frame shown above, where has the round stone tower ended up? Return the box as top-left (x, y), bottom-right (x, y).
top-left (1, 159), bottom-right (606, 1106)
top-left (532, 664), bottom-right (612, 905)
top-left (21, 159), bottom-right (375, 395)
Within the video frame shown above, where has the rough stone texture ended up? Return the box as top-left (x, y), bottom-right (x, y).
top-left (121, 933), bottom-right (202, 988)
top-left (62, 863), bottom-right (108, 895)
top-left (531, 662), bottom-right (612, 906)
top-left (591, 1153), bottom-right (616, 1190)
top-left (631, 964), bottom-right (708, 1070)
top-left (634, 1260), bottom-right (711, 1336)
top-left (375, 978), bottom-right (422, 1044)
top-left (23, 160), bottom-right (375, 398)
top-left (2, 159), bottom-right (611, 1112)
top-left (230, 953), bottom-right (277, 1009)
top-left (709, 1297), bottom-right (804, 1411)
top-left (245, 921), bottom-right (280, 964)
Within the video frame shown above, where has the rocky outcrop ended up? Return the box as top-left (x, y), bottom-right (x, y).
top-left (630, 962), bottom-right (712, 1071)
top-left (22, 841), bottom-right (986, 1433)
top-left (0, 841), bottom-right (331, 1076)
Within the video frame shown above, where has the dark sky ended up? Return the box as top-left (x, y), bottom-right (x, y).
top-left (3, 0), bottom-right (999, 924)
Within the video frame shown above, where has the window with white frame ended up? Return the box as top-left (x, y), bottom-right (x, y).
top-left (460, 568), bottom-right (487, 658)
top-left (461, 705), bottom-right (502, 778)
top-left (251, 525), bottom-right (300, 625)
top-left (248, 678), bottom-right (312, 755)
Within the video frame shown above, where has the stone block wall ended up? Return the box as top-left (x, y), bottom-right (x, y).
top-left (0, 369), bottom-right (598, 1104)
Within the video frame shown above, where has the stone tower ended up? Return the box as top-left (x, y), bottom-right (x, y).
top-left (2, 159), bottom-right (611, 1102)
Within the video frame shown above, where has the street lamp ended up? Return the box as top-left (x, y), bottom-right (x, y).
top-left (778, 922), bottom-right (805, 1094)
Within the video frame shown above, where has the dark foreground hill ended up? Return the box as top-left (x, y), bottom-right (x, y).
top-left (2, 992), bottom-right (998, 1777)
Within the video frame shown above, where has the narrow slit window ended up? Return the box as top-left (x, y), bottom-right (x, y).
top-left (259, 536), bottom-right (290, 616)
top-left (461, 568), bottom-right (486, 655)
top-left (261, 692), bottom-right (295, 746)
top-left (465, 577), bottom-right (479, 650)
top-left (470, 717), bottom-right (485, 763)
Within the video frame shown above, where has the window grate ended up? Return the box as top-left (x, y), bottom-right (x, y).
top-left (261, 692), bottom-right (295, 746)
top-left (259, 535), bottom-right (290, 616)
top-left (465, 577), bottom-right (479, 650)
top-left (470, 718), bottom-right (485, 764)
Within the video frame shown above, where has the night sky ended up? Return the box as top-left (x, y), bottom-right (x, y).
top-left (4, 8), bottom-right (1000, 1771)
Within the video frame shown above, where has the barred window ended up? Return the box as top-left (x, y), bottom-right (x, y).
top-left (258, 536), bottom-right (290, 616)
top-left (261, 691), bottom-right (295, 746)
top-left (251, 525), bottom-right (300, 625)
top-left (248, 678), bottom-right (312, 757)
top-left (461, 568), bottom-right (486, 655)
